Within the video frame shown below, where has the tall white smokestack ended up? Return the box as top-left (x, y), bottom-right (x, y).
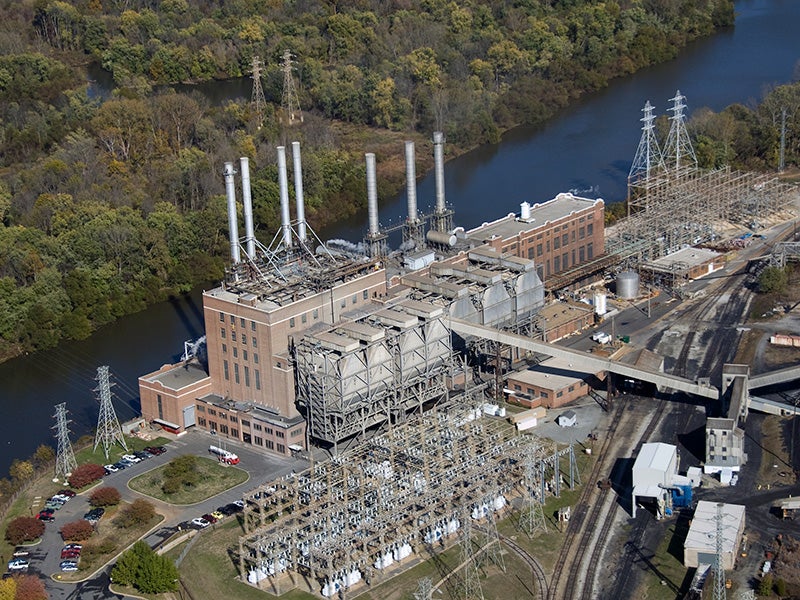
top-left (433, 131), bottom-right (446, 214)
top-left (223, 162), bottom-right (240, 264)
top-left (404, 141), bottom-right (418, 222)
top-left (366, 153), bottom-right (379, 237)
top-left (277, 146), bottom-right (292, 249)
top-left (291, 141), bottom-right (307, 243)
top-left (239, 157), bottom-right (255, 258)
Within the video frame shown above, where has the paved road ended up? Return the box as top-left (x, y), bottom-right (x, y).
top-left (23, 430), bottom-right (308, 599)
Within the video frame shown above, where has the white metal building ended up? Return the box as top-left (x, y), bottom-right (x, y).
top-left (631, 442), bottom-right (678, 518)
top-left (557, 410), bottom-right (577, 427)
top-left (684, 501), bottom-right (746, 570)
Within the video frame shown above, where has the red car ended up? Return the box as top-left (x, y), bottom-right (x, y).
top-left (201, 513), bottom-right (218, 524)
top-left (57, 489), bottom-right (76, 498)
top-left (61, 549), bottom-right (81, 560)
top-left (37, 511), bottom-right (54, 522)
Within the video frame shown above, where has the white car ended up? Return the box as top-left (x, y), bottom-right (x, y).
top-left (104, 464), bottom-right (119, 473)
top-left (121, 454), bottom-right (142, 463)
top-left (8, 559), bottom-right (29, 570)
top-left (191, 517), bottom-right (210, 529)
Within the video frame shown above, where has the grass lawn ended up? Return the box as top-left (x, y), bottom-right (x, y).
top-left (128, 456), bottom-right (249, 504)
top-left (639, 513), bottom-right (691, 600)
top-left (73, 435), bottom-right (172, 469)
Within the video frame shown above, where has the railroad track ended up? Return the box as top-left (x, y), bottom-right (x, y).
top-left (499, 534), bottom-right (549, 599)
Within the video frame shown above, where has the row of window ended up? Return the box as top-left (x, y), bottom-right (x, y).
top-left (219, 328), bottom-right (259, 348)
top-left (222, 344), bottom-right (259, 364)
top-left (288, 290), bottom-right (371, 328)
top-left (219, 313), bottom-right (258, 331)
top-left (222, 361), bottom-right (261, 389)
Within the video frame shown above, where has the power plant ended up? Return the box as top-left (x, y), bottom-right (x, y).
top-left (137, 92), bottom-right (799, 598)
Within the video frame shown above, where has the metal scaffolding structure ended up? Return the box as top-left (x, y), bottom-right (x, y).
top-left (610, 166), bottom-right (796, 262)
top-left (237, 406), bottom-right (551, 597)
top-left (295, 302), bottom-right (454, 449)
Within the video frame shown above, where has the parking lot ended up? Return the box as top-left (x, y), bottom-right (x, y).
top-left (6, 428), bottom-right (308, 599)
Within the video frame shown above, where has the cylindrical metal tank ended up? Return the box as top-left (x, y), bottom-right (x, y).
top-left (616, 271), bottom-right (640, 299)
top-left (426, 230), bottom-right (456, 246)
top-left (520, 202), bottom-right (531, 220)
top-left (594, 292), bottom-right (607, 315)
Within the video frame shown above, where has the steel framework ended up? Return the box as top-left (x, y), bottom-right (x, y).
top-left (237, 406), bottom-right (555, 597)
top-left (53, 403), bottom-right (77, 480)
top-left (93, 365), bottom-right (128, 459)
top-left (250, 56), bottom-right (267, 129)
top-left (280, 49), bottom-right (303, 124)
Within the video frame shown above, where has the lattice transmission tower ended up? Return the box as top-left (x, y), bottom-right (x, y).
top-left (628, 101), bottom-right (666, 192)
top-left (53, 403), bottom-right (77, 480)
top-left (250, 56), bottom-right (267, 130)
top-left (93, 365), bottom-right (128, 459)
top-left (413, 577), bottom-right (433, 600)
top-left (280, 49), bottom-right (303, 124)
top-left (522, 451), bottom-right (548, 536)
top-left (459, 508), bottom-right (485, 600)
top-left (663, 90), bottom-right (697, 172)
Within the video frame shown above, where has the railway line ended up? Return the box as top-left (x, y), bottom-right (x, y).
top-left (499, 534), bottom-right (549, 599)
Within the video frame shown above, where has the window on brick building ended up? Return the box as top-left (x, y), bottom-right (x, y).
top-left (244, 366), bottom-right (250, 387)
top-left (220, 328), bottom-right (226, 339)
top-left (554, 236), bottom-right (560, 250)
top-left (219, 313), bottom-right (224, 322)
top-left (587, 243), bottom-right (594, 259)
top-left (277, 444), bottom-right (285, 453)
top-left (234, 363), bottom-right (239, 384)
top-left (223, 361), bottom-right (229, 380)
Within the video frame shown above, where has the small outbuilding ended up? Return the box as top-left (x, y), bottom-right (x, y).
top-left (557, 410), bottom-right (577, 428)
top-left (631, 442), bottom-right (679, 518)
top-left (684, 501), bottom-right (746, 570)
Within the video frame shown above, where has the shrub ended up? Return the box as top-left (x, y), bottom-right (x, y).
top-left (776, 578), bottom-right (787, 596)
top-left (68, 463), bottom-right (106, 489)
top-left (111, 541), bottom-right (178, 594)
top-left (115, 499), bottom-right (155, 529)
top-left (81, 538), bottom-right (117, 562)
top-left (758, 573), bottom-right (773, 596)
top-left (60, 519), bottom-right (95, 541)
top-left (161, 455), bottom-right (199, 494)
top-left (89, 486), bottom-right (121, 507)
top-left (5, 516), bottom-right (45, 545)
top-left (759, 266), bottom-right (788, 294)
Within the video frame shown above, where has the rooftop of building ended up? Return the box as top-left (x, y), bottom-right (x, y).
top-left (465, 193), bottom-right (603, 243)
top-left (538, 300), bottom-right (594, 329)
top-left (644, 247), bottom-right (722, 271)
top-left (140, 362), bottom-right (209, 391)
top-left (197, 393), bottom-right (305, 429)
top-left (684, 501), bottom-right (745, 553)
top-left (634, 442), bottom-right (676, 473)
top-left (509, 356), bottom-right (595, 390)
top-left (205, 251), bottom-right (383, 311)
top-left (706, 417), bottom-right (736, 430)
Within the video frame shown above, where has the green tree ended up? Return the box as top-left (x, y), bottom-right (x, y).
top-left (112, 540), bottom-right (178, 593)
top-left (758, 572), bottom-right (773, 596)
top-left (759, 266), bottom-right (788, 294)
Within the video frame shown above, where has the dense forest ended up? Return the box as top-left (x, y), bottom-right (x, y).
top-left (0, 0), bottom-right (795, 362)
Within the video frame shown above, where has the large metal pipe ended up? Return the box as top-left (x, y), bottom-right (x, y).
top-left (239, 157), bottom-right (255, 258)
top-left (404, 141), bottom-right (418, 222)
top-left (433, 131), bottom-right (446, 214)
top-left (291, 142), bottom-right (307, 243)
top-left (223, 162), bottom-right (240, 264)
top-left (277, 146), bottom-right (292, 248)
top-left (366, 153), bottom-right (379, 237)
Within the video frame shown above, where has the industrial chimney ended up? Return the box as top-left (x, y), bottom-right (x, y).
top-left (404, 141), bottom-right (418, 223)
top-left (365, 153), bottom-right (379, 237)
top-left (239, 157), bottom-right (255, 258)
top-left (291, 142), bottom-right (307, 243)
top-left (433, 131), bottom-right (446, 215)
top-left (276, 146), bottom-right (292, 249)
top-left (223, 162), bottom-right (240, 264)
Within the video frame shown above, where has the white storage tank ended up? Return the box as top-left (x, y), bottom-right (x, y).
top-left (616, 271), bottom-right (640, 299)
top-left (593, 292), bottom-right (607, 316)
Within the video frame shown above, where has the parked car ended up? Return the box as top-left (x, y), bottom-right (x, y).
top-left (210, 510), bottom-right (224, 521)
top-left (45, 501), bottom-right (64, 511)
top-left (63, 543), bottom-right (82, 551)
top-left (59, 560), bottom-right (79, 572)
top-left (61, 549), bottom-right (81, 560)
top-left (56, 489), bottom-right (76, 497)
top-left (121, 454), bottom-right (141, 463)
top-left (191, 517), bottom-right (210, 529)
top-left (84, 508), bottom-right (105, 523)
top-left (37, 512), bottom-right (55, 522)
top-left (7, 559), bottom-right (29, 571)
top-left (51, 494), bottom-right (71, 503)
top-left (218, 504), bottom-right (238, 516)
top-left (232, 500), bottom-right (244, 509)
top-left (111, 461), bottom-right (128, 470)
top-left (104, 464), bottom-right (119, 473)
top-left (12, 549), bottom-right (30, 558)
top-left (133, 450), bottom-right (151, 460)
top-left (145, 446), bottom-right (166, 455)
top-left (201, 513), bottom-right (218, 524)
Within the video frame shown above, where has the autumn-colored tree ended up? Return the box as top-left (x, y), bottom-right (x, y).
top-left (31, 444), bottom-right (55, 470)
top-left (0, 576), bottom-right (15, 600)
top-left (11, 574), bottom-right (47, 600)
top-left (5, 517), bottom-right (45, 545)
top-left (89, 486), bottom-right (121, 507)
top-left (60, 519), bottom-right (94, 541)
top-left (67, 463), bottom-right (105, 489)
top-left (114, 499), bottom-right (155, 528)
top-left (8, 460), bottom-right (34, 484)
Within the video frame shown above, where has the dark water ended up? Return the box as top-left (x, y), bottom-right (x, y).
top-left (2, 0), bottom-right (798, 478)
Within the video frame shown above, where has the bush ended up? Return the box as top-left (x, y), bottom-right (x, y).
top-left (111, 540), bottom-right (178, 594)
top-left (758, 573), bottom-right (773, 596)
top-left (60, 519), bottom-right (95, 541)
top-left (81, 538), bottom-right (117, 561)
top-left (68, 463), bottom-right (106, 489)
top-left (9, 573), bottom-right (47, 600)
top-left (759, 266), bottom-right (788, 294)
top-left (89, 486), bottom-right (121, 507)
top-left (5, 516), bottom-right (45, 545)
top-left (115, 499), bottom-right (155, 529)
top-left (776, 577), bottom-right (787, 596)
top-left (161, 455), bottom-right (199, 494)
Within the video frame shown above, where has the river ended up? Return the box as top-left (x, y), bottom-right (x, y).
top-left (2, 0), bottom-right (798, 478)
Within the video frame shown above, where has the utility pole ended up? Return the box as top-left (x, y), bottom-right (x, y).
top-left (93, 365), bottom-right (128, 460)
top-left (53, 403), bottom-right (77, 481)
top-left (280, 49), bottom-right (303, 125)
top-left (250, 56), bottom-right (267, 129)
top-left (713, 503), bottom-right (727, 600)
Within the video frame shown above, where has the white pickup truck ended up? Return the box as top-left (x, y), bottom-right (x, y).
top-left (592, 332), bottom-right (611, 344)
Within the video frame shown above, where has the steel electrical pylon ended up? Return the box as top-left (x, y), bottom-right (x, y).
top-left (280, 49), bottom-right (303, 124)
top-left (93, 365), bottom-right (128, 460)
top-left (713, 503), bottom-right (727, 600)
top-left (522, 451), bottom-right (548, 536)
top-left (250, 56), bottom-right (267, 129)
top-left (663, 90), bottom-right (697, 172)
top-left (458, 508), bottom-right (485, 600)
top-left (628, 100), bottom-right (666, 189)
top-left (53, 403), bottom-right (77, 480)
